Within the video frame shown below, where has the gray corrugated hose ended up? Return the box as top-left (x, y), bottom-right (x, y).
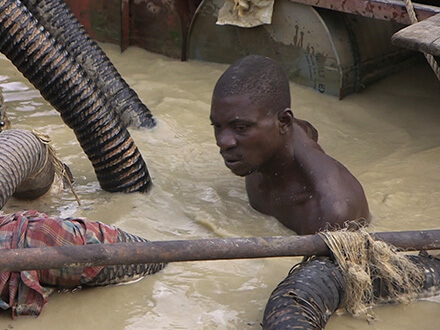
top-left (0, 129), bottom-right (55, 209)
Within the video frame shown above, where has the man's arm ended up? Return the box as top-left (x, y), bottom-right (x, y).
top-left (292, 122), bottom-right (370, 229)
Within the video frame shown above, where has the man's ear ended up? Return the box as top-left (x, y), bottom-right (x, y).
top-left (278, 108), bottom-right (294, 134)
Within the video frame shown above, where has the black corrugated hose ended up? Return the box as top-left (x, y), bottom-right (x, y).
top-left (262, 254), bottom-right (440, 329)
top-left (20, 0), bottom-right (156, 128)
top-left (0, 0), bottom-right (151, 193)
top-left (84, 229), bottom-right (167, 287)
top-left (262, 258), bottom-right (346, 329)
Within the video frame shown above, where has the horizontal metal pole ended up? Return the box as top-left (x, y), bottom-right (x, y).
top-left (290, 0), bottom-right (440, 24)
top-left (0, 229), bottom-right (439, 272)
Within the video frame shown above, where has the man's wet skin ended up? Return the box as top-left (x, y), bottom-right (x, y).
top-left (210, 55), bottom-right (369, 235)
top-left (211, 93), bottom-right (284, 177)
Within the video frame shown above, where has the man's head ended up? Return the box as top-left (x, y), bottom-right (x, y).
top-left (212, 55), bottom-right (291, 114)
top-left (210, 55), bottom-right (293, 176)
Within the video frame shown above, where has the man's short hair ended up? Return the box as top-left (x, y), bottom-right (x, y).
top-left (212, 55), bottom-right (291, 114)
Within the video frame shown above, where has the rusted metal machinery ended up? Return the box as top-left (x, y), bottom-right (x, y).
top-left (188, 0), bottom-right (440, 98)
top-left (284, 0), bottom-right (440, 24)
top-left (392, 14), bottom-right (440, 56)
top-left (61, 0), bottom-right (440, 98)
top-left (64, 0), bottom-right (202, 59)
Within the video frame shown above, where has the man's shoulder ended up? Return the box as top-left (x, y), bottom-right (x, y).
top-left (294, 118), bottom-right (319, 142)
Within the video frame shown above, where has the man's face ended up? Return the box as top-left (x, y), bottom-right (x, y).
top-left (210, 93), bottom-right (282, 176)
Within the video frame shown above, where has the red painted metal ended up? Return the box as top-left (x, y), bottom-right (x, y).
top-left (129, 0), bottom-right (180, 58)
top-left (64, 0), bottom-right (202, 59)
top-left (290, 0), bottom-right (440, 24)
top-left (64, 0), bottom-right (93, 34)
top-left (64, 0), bottom-right (122, 44)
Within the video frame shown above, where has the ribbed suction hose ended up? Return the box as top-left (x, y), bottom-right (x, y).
top-left (85, 229), bottom-right (167, 286)
top-left (0, 0), bottom-right (151, 193)
top-left (20, 0), bottom-right (156, 128)
top-left (262, 255), bottom-right (440, 329)
top-left (0, 129), bottom-right (54, 209)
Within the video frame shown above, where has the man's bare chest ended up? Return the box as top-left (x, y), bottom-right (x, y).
top-left (247, 181), bottom-right (314, 217)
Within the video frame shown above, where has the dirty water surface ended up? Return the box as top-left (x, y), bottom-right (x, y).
top-left (0, 44), bottom-right (440, 329)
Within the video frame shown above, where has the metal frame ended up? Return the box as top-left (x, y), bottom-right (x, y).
top-left (289, 0), bottom-right (440, 24)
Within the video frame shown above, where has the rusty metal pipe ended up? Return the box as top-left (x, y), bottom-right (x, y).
top-left (1, 229), bottom-right (440, 272)
top-left (85, 228), bottom-right (166, 287)
top-left (0, 0), bottom-right (151, 192)
top-left (20, 0), bottom-right (155, 128)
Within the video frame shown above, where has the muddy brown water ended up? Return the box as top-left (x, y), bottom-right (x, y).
top-left (0, 44), bottom-right (440, 329)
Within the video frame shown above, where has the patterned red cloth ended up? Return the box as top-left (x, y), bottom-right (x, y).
top-left (0, 210), bottom-right (120, 318)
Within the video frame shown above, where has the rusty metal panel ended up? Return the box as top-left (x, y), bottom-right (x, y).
top-left (128, 0), bottom-right (181, 58)
top-left (54, 0), bottom-right (440, 61)
top-left (289, 0), bottom-right (440, 24)
top-left (64, 0), bottom-right (121, 44)
top-left (321, 8), bottom-right (418, 95)
top-left (188, 0), bottom-right (350, 97)
top-left (188, 0), bottom-right (418, 98)
top-left (61, 0), bottom-right (203, 59)
top-left (392, 13), bottom-right (440, 56)
top-left (177, 0), bottom-right (203, 60)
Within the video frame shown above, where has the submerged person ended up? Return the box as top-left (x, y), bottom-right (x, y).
top-left (209, 55), bottom-right (369, 235)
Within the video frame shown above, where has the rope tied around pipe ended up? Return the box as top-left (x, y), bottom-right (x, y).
top-left (263, 229), bottom-right (440, 329)
top-left (319, 228), bottom-right (426, 318)
top-left (31, 129), bottom-right (81, 205)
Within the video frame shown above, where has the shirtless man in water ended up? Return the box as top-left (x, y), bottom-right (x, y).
top-left (210, 55), bottom-right (369, 235)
